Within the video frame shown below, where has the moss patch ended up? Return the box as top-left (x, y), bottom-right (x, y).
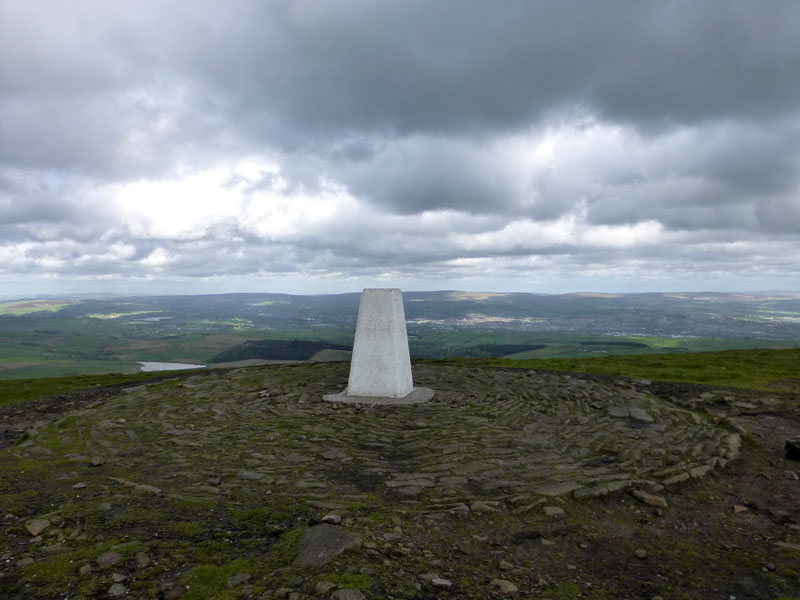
top-left (180, 558), bottom-right (253, 600)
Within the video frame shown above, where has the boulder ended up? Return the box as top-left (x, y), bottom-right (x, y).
top-left (293, 524), bottom-right (361, 568)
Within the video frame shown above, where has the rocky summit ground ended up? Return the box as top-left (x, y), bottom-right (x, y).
top-left (1, 362), bottom-right (799, 600)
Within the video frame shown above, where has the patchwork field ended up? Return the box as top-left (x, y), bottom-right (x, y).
top-left (1, 291), bottom-right (799, 380)
top-left (0, 300), bottom-right (79, 316)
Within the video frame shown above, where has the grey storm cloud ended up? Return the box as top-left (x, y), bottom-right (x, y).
top-left (4, 1), bottom-right (800, 167)
top-left (1, 0), bottom-right (799, 293)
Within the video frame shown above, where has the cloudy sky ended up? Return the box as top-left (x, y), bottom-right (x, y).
top-left (2, 1), bottom-right (800, 297)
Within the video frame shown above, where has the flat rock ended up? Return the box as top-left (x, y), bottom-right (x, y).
top-left (632, 489), bottom-right (668, 508)
top-left (628, 407), bottom-right (654, 423)
top-left (107, 583), bottom-right (127, 598)
top-left (438, 475), bottom-right (468, 486)
top-left (323, 386), bottom-right (434, 406)
top-left (663, 472), bottom-right (691, 486)
top-left (315, 581), bottom-right (337, 594)
top-left (321, 449), bottom-right (347, 460)
top-left (470, 500), bottom-right (501, 514)
top-left (97, 550), bottom-right (123, 567)
top-left (322, 514), bottom-right (342, 524)
top-left (448, 503), bottom-right (470, 518)
top-left (107, 477), bottom-right (161, 495)
top-left (774, 542), bottom-right (800, 552)
top-left (25, 519), bottom-right (50, 536)
top-left (385, 478), bottom-right (434, 488)
top-left (535, 482), bottom-right (583, 497)
top-left (27, 446), bottom-right (53, 457)
top-left (293, 524), bottom-right (361, 567)
top-left (574, 484), bottom-right (609, 498)
top-left (689, 465), bottom-right (711, 478)
top-left (431, 578), bottom-right (453, 588)
top-left (491, 579), bottom-right (518, 595)
top-left (543, 506), bottom-right (565, 518)
top-left (733, 402), bottom-right (757, 410)
top-left (227, 572), bottom-right (251, 588)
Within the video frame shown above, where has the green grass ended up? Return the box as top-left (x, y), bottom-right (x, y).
top-left (180, 559), bottom-right (253, 600)
top-left (0, 370), bottom-right (201, 407)
top-left (407, 329), bottom-right (798, 360)
top-left (0, 359), bottom-right (142, 380)
top-left (0, 300), bottom-right (78, 315)
top-left (250, 300), bottom-right (290, 306)
top-left (477, 348), bottom-right (800, 391)
top-left (320, 573), bottom-right (373, 591)
top-left (86, 310), bottom-right (162, 319)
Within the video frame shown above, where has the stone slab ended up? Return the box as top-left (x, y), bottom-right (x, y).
top-left (323, 386), bottom-right (434, 406)
top-left (293, 523), bottom-right (361, 567)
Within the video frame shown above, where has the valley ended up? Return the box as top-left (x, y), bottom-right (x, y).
top-left (1, 291), bottom-right (799, 380)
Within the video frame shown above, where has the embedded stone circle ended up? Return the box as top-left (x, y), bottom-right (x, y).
top-left (16, 362), bottom-right (741, 516)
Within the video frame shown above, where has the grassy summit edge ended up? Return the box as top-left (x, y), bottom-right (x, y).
top-left (2, 348), bottom-right (799, 408)
top-left (0, 369), bottom-right (203, 408)
top-left (458, 347), bottom-right (800, 392)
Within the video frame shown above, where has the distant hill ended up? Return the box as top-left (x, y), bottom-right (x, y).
top-left (1, 290), bottom-right (799, 379)
top-left (210, 339), bottom-right (352, 363)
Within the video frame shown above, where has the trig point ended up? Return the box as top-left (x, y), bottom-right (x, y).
top-left (324, 288), bottom-right (434, 405)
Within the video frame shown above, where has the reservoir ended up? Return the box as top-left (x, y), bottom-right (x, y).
top-left (138, 361), bottom-right (206, 372)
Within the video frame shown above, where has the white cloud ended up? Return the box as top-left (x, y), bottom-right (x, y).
top-left (1, 1), bottom-right (799, 295)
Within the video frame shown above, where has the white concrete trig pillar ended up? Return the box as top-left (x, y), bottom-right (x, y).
top-left (324, 288), bottom-right (433, 405)
top-left (347, 288), bottom-right (413, 397)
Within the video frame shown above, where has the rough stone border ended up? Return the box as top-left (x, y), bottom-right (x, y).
top-left (322, 386), bottom-right (435, 406)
